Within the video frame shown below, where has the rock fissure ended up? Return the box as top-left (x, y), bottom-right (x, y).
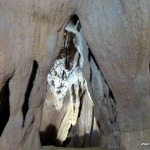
top-left (22, 60), bottom-right (38, 126)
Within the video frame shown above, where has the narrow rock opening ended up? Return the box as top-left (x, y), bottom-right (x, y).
top-left (70, 15), bottom-right (81, 32)
top-left (22, 60), bottom-right (38, 125)
top-left (0, 78), bottom-right (10, 136)
top-left (40, 14), bottom-right (120, 149)
top-left (71, 15), bottom-right (79, 25)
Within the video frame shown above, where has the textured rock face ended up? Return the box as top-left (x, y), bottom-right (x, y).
top-left (0, 0), bottom-right (150, 150)
top-left (40, 22), bottom-right (120, 149)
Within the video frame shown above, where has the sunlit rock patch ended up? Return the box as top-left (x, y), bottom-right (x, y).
top-left (45, 20), bottom-right (96, 143)
top-left (40, 16), bottom-right (120, 149)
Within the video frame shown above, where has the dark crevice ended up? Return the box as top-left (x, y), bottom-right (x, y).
top-left (77, 91), bottom-right (85, 119)
top-left (88, 49), bottom-right (92, 83)
top-left (0, 78), bottom-right (11, 136)
top-left (70, 14), bottom-right (81, 31)
top-left (71, 84), bottom-right (76, 104)
top-left (22, 60), bottom-right (38, 126)
top-left (62, 125), bottom-right (73, 147)
top-left (88, 48), bottom-right (116, 103)
top-left (109, 90), bottom-right (116, 103)
top-left (88, 49), bottom-right (99, 69)
top-left (62, 136), bottom-right (71, 147)
top-left (71, 14), bottom-right (79, 25)
top-left (76, 53), bottom-right (81, 67)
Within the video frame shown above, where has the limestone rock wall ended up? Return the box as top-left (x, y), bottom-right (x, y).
top-left (0, 0), bottom-right (149, 150)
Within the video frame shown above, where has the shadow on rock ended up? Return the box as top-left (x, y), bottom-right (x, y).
top-left (40, 124), bottom-right (61, 147)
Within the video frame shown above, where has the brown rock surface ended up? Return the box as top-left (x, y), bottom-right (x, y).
top-left (0, 0), bottom-right (149, 150)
